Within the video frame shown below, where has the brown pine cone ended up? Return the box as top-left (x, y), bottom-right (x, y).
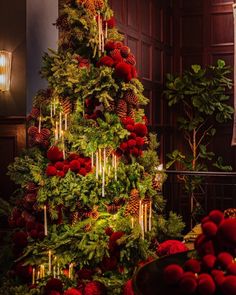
top-left (106, 204), bottom-right (120, 214)
top-left (28, 126), bottom-right (38, 137)
top-left (71, 212), bottom-right (79, 225)
top-left (125, 189), bottom-right (140, 217)
top-left (127, 107), bottom-right (136, 119)
top-left (125, 54), bottom-right (136, 66)
top-left (116, 99), bottom-right (127, 118)
top-left (84, 223), bottom-right (92, 232)
top-left (60, 97), bottom-right (72, 114)
top-left (34, 133), bottom-right (44, 144)
top-left (106, 100), bottom-right (115, 112)
top-left (41, 128), bottom-right (51, 139)
top-left (123, 90), bottom-right (139, 106)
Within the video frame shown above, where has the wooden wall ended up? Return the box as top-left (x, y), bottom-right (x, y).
top-left (109, 0), bottom-right (174, 161)
top-left (173, 0), bottom-right (236, 169)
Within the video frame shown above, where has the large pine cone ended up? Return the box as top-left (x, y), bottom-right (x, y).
top-left (106, 204), bottom-right (120, 214)
top-left (123, 90), bottom-right (139, 106)
top-left (60, 97), bottom-right (73, 114)
top-left (106, 100), bottom-right (115, 112)
top-left (116, 99), bottom-right (127, 118)
top-left (127, 106), bottom-right (136, 119)
top-left (125, 189), bottom-right (140, 217)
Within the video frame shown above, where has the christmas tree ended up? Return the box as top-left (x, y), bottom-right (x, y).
top-left (0, 0), bottom-right (184, 294)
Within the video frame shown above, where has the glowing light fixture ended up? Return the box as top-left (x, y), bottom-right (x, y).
top-left (0, 50), bottom-right (12, 92)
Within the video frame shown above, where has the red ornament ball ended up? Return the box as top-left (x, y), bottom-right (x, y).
top-left (156, 240), bottom-right (188, 257)
top-left (123, 279), bottom-right (135, 295)
top-left (104, 41), bottom-right (116, 52)
top-left (202, 221), bottom-right (218, 238)
top-left (120, 46), bottom-right (131, 58)
top-left (135, 137), bottom-right (145, 147)
top-left (179, 274), bottom-right (197, 294)
top-left (70, 160), bottom-right (81, 172)
top-left (46, 165), bottom-right (57, 177)
top-left (184, 258), bottom-right (201, 274)
top-left (208, 210), bottom-right (224, 225)
top-left (115, 62), bottom-right (133, 82)
top-left (227, 263), bottom-right (236, 275)
top-left (217, 218), bottom-right (236, 247)
top-left (198, 274), bottom-right (216, 295)
top-left (127, 139), bottom-right (136, 148)
top-left (221, 275), bottom-right (236, 295)
top-left (217, 252), bottom-right (234, 269)
top-left (163, 264), bottom-right (184, 285)
top-left (202, 254), bottom-right (216, 270)
top-left (98, 56), bottom-right (114, 68)
top-left (79, 168), bottom-right (87, 176)
top-left (134, 123), bottom-right (148, 137)
top-left (55, 161), bottom-right (64, 171)
top-left (84, 281), bottom-right (107, 295)
top-left (77, 268), bottom-right (94, 280)
top-left (64, 287), bottom-right (82, 295)
top-left (107, 16), bottom-right (115, 29)
top-left (47, 146), bottom-right (63, 162)
top-left (126, 124), bottom-right (134, 132)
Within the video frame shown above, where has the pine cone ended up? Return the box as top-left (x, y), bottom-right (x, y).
top-left (94, 0), bottom-right (104, 10)
top-left (34, 133), bottom-right (44, 144)
top-left (60, 97), bottom-right (72, 114)
top-left (28, 126), bottom-right (38, 137)
top-left (224, 208), bottom-right (236, 218)
top-left (125, 189), bottom-right (140, 217)
top-left (125, 54), bottom-right (136, 66)
top-left (123, 90), bottom-right (139, 106)
top-left (153, 173), bottom-right (164, 191)
top-left (41, 128), bottom-right (51, 139)
top-left (116, 99), bottom-right (127, 118)
top-left (127, 106), bottom-right (135, 119)
top-left (106, 204), bottom-right (120, 214)
top-left (56, 14), bottom-right (70, 31)
top-left (71, 212), bottom-right (79, 225)
top-left (106, 100), bottom-right (115, 112)
top-left (84, 223), bottom-right (92, 232)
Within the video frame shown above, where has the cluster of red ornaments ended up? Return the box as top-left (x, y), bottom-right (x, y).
top-left (117, 117), bottom-right (147, 158)
top-left (163, 210), bottom-right (236, 295)
top-left (45, 146), bottom-right (92, 178)
top-left (97, 40), bottom-right (137, 82)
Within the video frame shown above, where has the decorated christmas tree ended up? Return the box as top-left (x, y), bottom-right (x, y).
top-left (0, 0), bottom-right (185, 294)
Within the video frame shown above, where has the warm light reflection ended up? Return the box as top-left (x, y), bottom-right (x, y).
top-left (0, 50), bottom-right (12, 91)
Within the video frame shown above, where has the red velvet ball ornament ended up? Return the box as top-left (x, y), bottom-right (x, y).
top-left (126, 124), bottom-right (134, 132)
top-left (79, 168), bottom-right (87, 176)
top-left (26, 221), bottom-right (36, 231)
top-left (12, 231), bottom-right (28, 248)
top-left (163, 264), bottom-right (184, 285)
top-left (134, 123), bottom-right (148, 137)
top-left (179, 274), bottom-right (197, 294)
top-left (104, 40), bottom-right (116, 52)
top-left (217, 218), bottom-right (236, 247)
top-left (202, 254), bottom-right (216, 270)
top-left (127, 139), bottom-right (136, 148)
top-left (64, 288), bottom-right (82, 295)
top-left (105, 227), bottom-right (113, 236)
top-left (115, 62), bottom-right (132, 82)
top-left (47, 146), bottom-right (63, 162)
top-left (129, 132), bottom-right (136, 139)
top-left (69, 160), bottom-right (81, 172)
top-left (57, 171), bottom-right (65, 178)
top-left (209, 210), bottom-right (224, 225)
top-left (156, 240), bottom-right (189, 257)
top-left (221, 275), bottom-right (236, 295)
top-left (84, 281), bottom-right (107, 295)
top-left (123, 279), bottom-right (135, 295)
top-left (122, 117), bottom-right (135, 126)
top-left (184, 258), bottom-right (201, 274)
top-left (29, 229), bottom-right (38, 239)
top-left (227, 263), bottom-right (236, 275)
top-left (46, 165), bottom-right (57, 176)
top-left (130, 147), bottom-right (139, 157)
top-left (68, 153), bottom-right (79, 161)
top-left (202, 221), bottom-right (218, 238)
top-left (45, 278), bottom-right (63, 293)
top-left (107, 16), bottom-right (115, 29)
top-left (110, 49), bottom-right (123, 64)
top-left (135, 137), bottom-right (145, 147)
top-left (98, 56), bottom-right (114, 68)
top-left (55, 161), bottom-right (64, 171)
top-left (120, 142), bottom-right (128, 151)
top-left (195, 235), bottom-right (215, 257)
top-left (85, 162), bottom-right (92, 172)
top-left (63, 164), bottom-right (70, 173)
top-left (212, 270), bottom-right (225, 287)
top-left (114, 41), bottom-right (123, 49)
top-left (198, 273), bottom-right (216, 295)
top-left (217, 252), bottom-right (233, 269)
top-left (109, 231), bottom-right (124, 252)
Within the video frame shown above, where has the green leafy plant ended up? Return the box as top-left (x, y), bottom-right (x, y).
top-left (164, 59), bottom-right (234, 173)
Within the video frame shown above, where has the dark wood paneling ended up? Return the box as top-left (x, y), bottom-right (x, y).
top-left (110, 0), bottom-right (174, 161)
top-left (0, 117), bottom-right (26, 200)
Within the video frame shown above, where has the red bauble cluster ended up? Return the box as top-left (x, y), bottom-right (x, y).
top-left (156, 239), bottom-right (189, 257)
top-left (163, 210), bottom-right (236, 295)
top-left (97, 40), bottom-right (137, 82)
top-left (46, 147), bottom-right (92, 178)
top-left (28, 125), bottom-right (51, 148)
top-left (76, 55), bottom-right (90, 68)
top-left (117, 117), bottom-right (147, 158)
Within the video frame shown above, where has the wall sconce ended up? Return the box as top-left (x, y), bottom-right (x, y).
top-left (0, 50), bottom-right (12, 92)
